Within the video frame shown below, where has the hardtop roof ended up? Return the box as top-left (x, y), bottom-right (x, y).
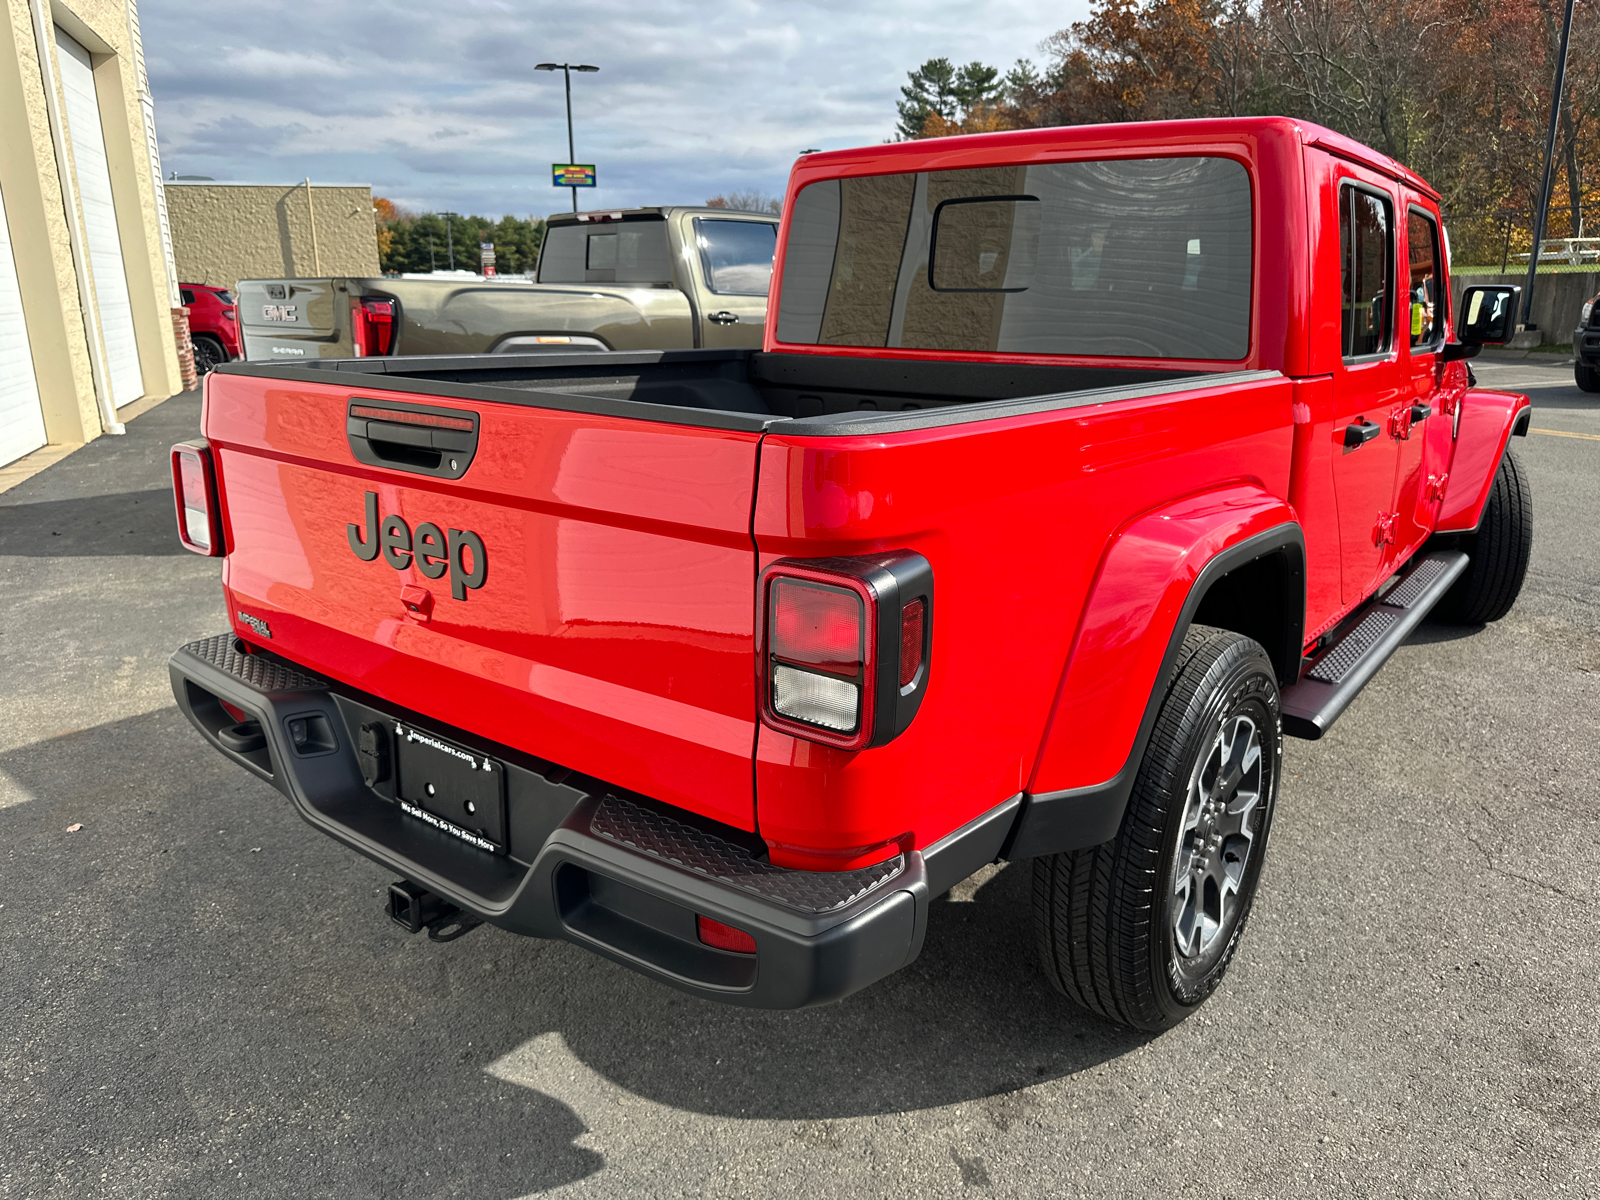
top-left (793, 117), bottom-right (1439, 202)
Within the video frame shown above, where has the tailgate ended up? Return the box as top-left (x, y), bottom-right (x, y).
top-left (237, 280), bottom-right (346, 362)
top-left (205, 373), bottom-right (762, 830)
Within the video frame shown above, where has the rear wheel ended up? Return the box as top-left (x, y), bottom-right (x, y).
top-left (1434, 446), bottom-right (1533, 624)
top-left (192, 335), bottom-right (225, 376)
top-left (1033, 625), bottom-right (1281, 1032)
top-left (1576, 363), bottom-right (1600, 393)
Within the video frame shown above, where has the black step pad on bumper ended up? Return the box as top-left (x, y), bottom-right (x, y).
top-left (590, 794), bottom-right (904, 914)
top-left (168, 635), bottom-right (1016, 1007)
top-left (1281, 550), bottom-right (1468, 739)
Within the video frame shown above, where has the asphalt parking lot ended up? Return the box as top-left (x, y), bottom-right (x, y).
top-left (1, 356), bottom-right (1595, 1199)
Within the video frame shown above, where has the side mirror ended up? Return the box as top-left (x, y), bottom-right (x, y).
top-left (1457, 284), bottom-right (1520, 345)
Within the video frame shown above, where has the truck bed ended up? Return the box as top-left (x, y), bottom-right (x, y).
top-left (216, 349), bottom-right (1272, 435)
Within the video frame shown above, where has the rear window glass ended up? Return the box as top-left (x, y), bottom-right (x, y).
top-left (538, 220), bottom-right (674, 286)
top-left (694, 218), bottom-right (777, 294)
top-left (775, 156), bottom-right (1253, 360)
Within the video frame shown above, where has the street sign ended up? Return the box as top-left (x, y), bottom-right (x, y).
top-left (553, 164), bottom-right (596, 187)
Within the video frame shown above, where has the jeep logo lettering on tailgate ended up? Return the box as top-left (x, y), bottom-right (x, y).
top-left (347, 491), bottom-right (486, 600)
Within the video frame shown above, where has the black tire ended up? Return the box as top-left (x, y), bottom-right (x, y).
top-left (1033, 625), bottom-right (1281, 1032)
top-left (1576, 363), bottom-right (1600, 394)
top-left (1434, 446), bottom-right (1533, 624)
top-left (192, 335), bottom-right (225, 376)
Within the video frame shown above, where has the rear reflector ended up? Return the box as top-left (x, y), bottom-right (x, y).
top-left (696, 915), bottom-right (756, 954)
top-left (170, 442), bottom-right (221, 556)
top-left (900, 598), bottom-right (925, 688)
top-left (771, 579), bottom-right (862, 675)
top-left (772, 663), bottom-right (858, 731)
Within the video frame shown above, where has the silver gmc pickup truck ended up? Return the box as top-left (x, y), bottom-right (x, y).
top-left (237, 206), bottom-right (777, 361)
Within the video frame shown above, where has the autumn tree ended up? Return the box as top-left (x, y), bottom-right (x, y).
top-left (373, 197), bottom-right (405, 263)
top-left (705, 190), bottom-right (783, 213)
top-left (892, 0), bottom-right (1600, 256)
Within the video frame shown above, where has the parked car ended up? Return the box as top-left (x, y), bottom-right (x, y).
top-left (1575, 289), bottom-right (1599, 392)
top-left (179, 283), bottom-right (239, 375)
top-left (235, 207), bottom-right (779, 363)
top-left (169, 118), bottom-right (1531, 1032)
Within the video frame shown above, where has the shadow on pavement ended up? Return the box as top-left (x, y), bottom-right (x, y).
top-left (0, 489), bottom-right (185, 557)
top-left (0, 708), bottom-right (600, 1199)
top-left (1527, 395), bottom-right (1600, 413)
top-left (1406, 618), bottom-right (1483, 646)
top-left (1, 707), bottom-right (1145, 1196)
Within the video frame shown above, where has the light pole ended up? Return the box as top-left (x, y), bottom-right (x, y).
top-left (534, 62), bottom-right (599, 213)
top-left (1521, 0), bottom-right (1577, 328)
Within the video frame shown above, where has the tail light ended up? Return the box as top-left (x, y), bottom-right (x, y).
top-left (170, 441), bottom-right (222, 556)
top-left (350, 296), bottom-right (396, 357)
top-left (760, 552), bottom-right (932, 750)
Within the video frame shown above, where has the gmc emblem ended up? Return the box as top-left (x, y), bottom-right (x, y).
top-left (347, 491), bottom-right (486, 600)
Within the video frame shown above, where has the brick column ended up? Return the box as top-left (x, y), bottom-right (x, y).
top-left (171, 306), bottom-right (198, 391)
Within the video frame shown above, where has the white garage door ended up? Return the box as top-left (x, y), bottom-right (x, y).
top-left (0, 176), bottom-right (46, 468)
top-left (56, 29), bottom-right (144, 409)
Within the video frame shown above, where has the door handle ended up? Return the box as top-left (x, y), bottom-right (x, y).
top-left (708, 311), bottom-right (739, 325)
top-left (1409, 403), bottom-right (1433, 423)
top-left (1343, 420), bottom-right (1382, 449)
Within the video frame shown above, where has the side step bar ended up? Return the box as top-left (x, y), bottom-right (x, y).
top-left (1281, 549), bottom-right (1469, 740)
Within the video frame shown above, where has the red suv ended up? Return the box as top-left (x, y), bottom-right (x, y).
top-left (180, 283), bottom-right (240, 375)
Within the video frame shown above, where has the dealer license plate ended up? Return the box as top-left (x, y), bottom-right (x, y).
top-left (393, 722), bottom-right (506, 854)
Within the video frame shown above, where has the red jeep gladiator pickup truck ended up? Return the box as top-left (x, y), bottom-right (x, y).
top-left (168, 118), bottom-right (1532, 1032)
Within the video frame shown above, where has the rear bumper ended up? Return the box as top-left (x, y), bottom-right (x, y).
top-left (169, 634), bottom-right (1013, 1008)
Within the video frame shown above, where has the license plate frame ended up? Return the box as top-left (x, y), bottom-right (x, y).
top-left (393, 721), bottom-right (507, 854)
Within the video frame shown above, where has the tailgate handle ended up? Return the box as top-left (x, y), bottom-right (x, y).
top-left (347, 400), bottom-right (478, 480)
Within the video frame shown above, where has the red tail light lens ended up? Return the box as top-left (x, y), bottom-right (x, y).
top-left (696, 915), bottom-right (756, 954)
top-left (170, 442), bottom-right (221, 556)
top-left (351, 297), bottom-right (395, 357)
top-left (899, 598), bottom-right (925, 688)
top-left (771, 579), bottom-right (862, 675)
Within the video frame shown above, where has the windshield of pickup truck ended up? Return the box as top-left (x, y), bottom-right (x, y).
top-left (537, 219), bottom-right (675, 285)
top-left (694, 218), bottom-right (777, 294)
top-left (775, 156), bottom-right (1252, 360)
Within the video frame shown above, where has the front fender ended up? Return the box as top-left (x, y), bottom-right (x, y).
top-left (1435, 388), bottom-right (1531, 533)
top-left (1005, 487), bottom-right (1303, 860)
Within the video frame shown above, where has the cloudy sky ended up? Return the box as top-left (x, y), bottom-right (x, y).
top-left (141, 0), bottom-right (1082, 218)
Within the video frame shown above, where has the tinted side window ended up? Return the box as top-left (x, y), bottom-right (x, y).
top-left (775, 156), bottom-right (1252, 360)
top-left (537, 221), bottom-right (674, 285)
top-left (1406, 210), bottom-right (1443, 349)
top-left (1341, 186), bottom-right (1393, 358)
top-left (180, 289), bottom-right (195, 305)
top-left (694, 219), bottom-right (777, 295)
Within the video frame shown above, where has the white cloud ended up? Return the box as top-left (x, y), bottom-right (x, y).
top-left (142, 0), bottom-right (1083, 215)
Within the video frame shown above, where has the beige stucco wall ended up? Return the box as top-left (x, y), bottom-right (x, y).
top-left (166, 183), bottom-right (380, 289)
top-left (0, 0), bottom-right (183, 450)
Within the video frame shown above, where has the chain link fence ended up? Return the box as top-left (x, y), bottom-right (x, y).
top-left (1448, 205), bottom-right (1599, 273)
